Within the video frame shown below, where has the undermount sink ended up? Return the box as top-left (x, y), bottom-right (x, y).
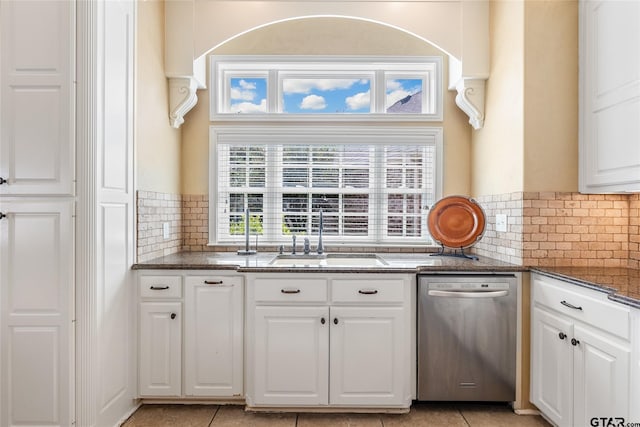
top-left (268, 253), bottom-right (388, 267)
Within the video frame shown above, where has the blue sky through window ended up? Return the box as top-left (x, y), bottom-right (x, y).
top-left (386, 79), bottom-right (423, 112)
top-left (230, 77), bottom-right (267, 113)
top-left (282, 79), bottom-right (371, 114)
top-left (229, 76), bottom-right (424, 114)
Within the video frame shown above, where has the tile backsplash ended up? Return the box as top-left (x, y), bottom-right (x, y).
top-left (473, 191), bottom-right (635, 268)
top-left (136, 191), bottom-right (183, 262)
top-left (630, 194), bottom-right (639, 269)
top-left (137, 190), bottom-right (640, 268)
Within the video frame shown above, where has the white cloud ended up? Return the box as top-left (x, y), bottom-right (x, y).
top-left (345, 90), bottom-right (370, 111)
top-left (283, 79), bottom-right (360, 94)
top-left (230, 99), bottom-right (267, 113)
top-left (386, 89), bottom-right (411, 107)
top-left (230, 79), bottom-right (259, 101)
top-left (387, 80), bottom-right (403, 91)
top-left (299, 94), bottom-right (327, 110)
top-left (238, 79), bottom-right (256, 90)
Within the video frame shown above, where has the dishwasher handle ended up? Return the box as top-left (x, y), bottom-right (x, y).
top-left (427, 289), bottom-right (509, 298)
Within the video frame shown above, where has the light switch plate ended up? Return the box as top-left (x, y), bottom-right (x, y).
top-left (495, 214), bottom-right (508, 232)
top-left (163, 222), bottom-right (170, 239)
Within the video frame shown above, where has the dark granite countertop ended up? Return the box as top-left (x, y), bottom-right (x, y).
top-left (531, 267), bottom-right (640, 309)
top-left (132, 251), bottom-right (525, 274)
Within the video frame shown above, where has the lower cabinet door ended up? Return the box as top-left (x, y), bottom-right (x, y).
top-left (572, 325), bottom-right (631, 427)
top-left (184, 276), bottom-right (243, 397)
top-left (139, 302), bottom-right (182, 397)
top-left (531, 306), bottom-right (574, 427)
top-left (329, 306), bottom-right (406, 406)
top-left (0, 200), bottom-right (74, 426)
top-left (253, 306), bottom-right (329, 405)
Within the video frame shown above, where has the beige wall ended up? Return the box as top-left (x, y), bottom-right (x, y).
top-left (181, 17), bottom-right (472, 196)
top-left (523, 0), bottom-right (578, 192)
top-left (471, 0), bottom-right (525, 197)
top-left (472, 0), bottom-right (578, 197)
top-left (136, 0), bottom-right (182, 194)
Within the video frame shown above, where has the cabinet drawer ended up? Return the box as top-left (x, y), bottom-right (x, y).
top-left (139, 275), bottom-right (182, 299)
top-left (253, 278), bottom-right (328, 303)
top-left (184, 275), bottom-right (242, 288)
top-left (532, 274), bottom-right (630, 340)
top-left (331, 278), bottom-right (405, 304)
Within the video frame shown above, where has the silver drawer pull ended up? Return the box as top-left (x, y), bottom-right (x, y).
top-left (281, 288), bottom-right (301, 294)
top-left (150, 285), bottom-right (169, 290)
top-left (560, 300), bottom-right (583, 311)
top-left (358, 289), bottom-right (378, 295)
top-left (204, 280), bottom-right (224, 285)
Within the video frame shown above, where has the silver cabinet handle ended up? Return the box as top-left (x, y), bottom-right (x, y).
top-left (281, 288), bottom-right (301, 294)
top-left (560, 300), bottom-right (583, 310)
top-left (204, 280), bottom-right (224, 285)
top-left (150, 285), bottom-right (169, 290)
top-left (358, 289), bottom-right (378, 295)
top-left (428, 290), bottom-right (508, 298)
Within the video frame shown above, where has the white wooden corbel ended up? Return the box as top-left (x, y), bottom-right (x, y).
top-left (168, 77), bottom-right (198, 129)
top-left (455, 78), bottom-right (486, 130)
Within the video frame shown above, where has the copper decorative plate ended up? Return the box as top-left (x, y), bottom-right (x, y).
top-left (427, 195), bottom-right (486, 249)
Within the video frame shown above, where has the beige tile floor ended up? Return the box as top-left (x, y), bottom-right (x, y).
top-left (122, 403), bottom-right (550, 427)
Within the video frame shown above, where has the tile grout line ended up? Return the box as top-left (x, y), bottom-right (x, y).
top-left (207, 405), bottom-right (220, 426)
top-left (459, 408), bottom-right (472, 427)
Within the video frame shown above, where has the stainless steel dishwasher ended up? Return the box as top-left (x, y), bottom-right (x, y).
top-left (417, 274), bottom-right (517, 401)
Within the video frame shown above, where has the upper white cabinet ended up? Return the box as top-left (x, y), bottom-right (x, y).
top-left (579, 0), bottom-right (640, 193)
top-left (531, 273), bottom-right (632, 426)
top-left (0, 0), bottom-right (75, 196)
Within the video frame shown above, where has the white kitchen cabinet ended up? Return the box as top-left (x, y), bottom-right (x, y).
top-left (246, 273), bottom-right (412, 409)
top-left (184, 276), bottom-right (243, 397)
top-left (531, 306), bottom-right (576, 426)
top-left (579, 0), bottom-right (640, 193)
top-left (139, 302), bottom-right (182, 397)
top-left (0, 200), bottom-right (74, 426)
top-left (253, 306), bottom-right (329, 406)
top-left (0, 0), bottom-right (75, 196)
top-left (137, 271), bottom-right (244, 399)
top-left (531, 273), bottom-right (631, 426)
top-left (329, 306), bottom-right (405, 406)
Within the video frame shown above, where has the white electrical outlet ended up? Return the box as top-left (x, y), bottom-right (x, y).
top-left (162, 222), bottom-right (170, 239)
top-left (495, 214), bottom-right (508, 232)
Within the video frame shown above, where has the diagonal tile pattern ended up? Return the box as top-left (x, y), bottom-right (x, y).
top-left (122, 403), bottom-right (550, 427)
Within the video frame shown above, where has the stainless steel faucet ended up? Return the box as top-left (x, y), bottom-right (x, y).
top-left (237, 208), bottom-right (257, 255)
top-left (317, 209), bottom-right (324, 255)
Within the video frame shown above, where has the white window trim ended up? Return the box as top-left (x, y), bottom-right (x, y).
top-left (208, 125), bottom-right (443, 246)
top-left (210, 55), bottom-right (443, 122)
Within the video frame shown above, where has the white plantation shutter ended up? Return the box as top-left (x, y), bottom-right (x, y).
top-left (211, 126), bottom-right (442, 245)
